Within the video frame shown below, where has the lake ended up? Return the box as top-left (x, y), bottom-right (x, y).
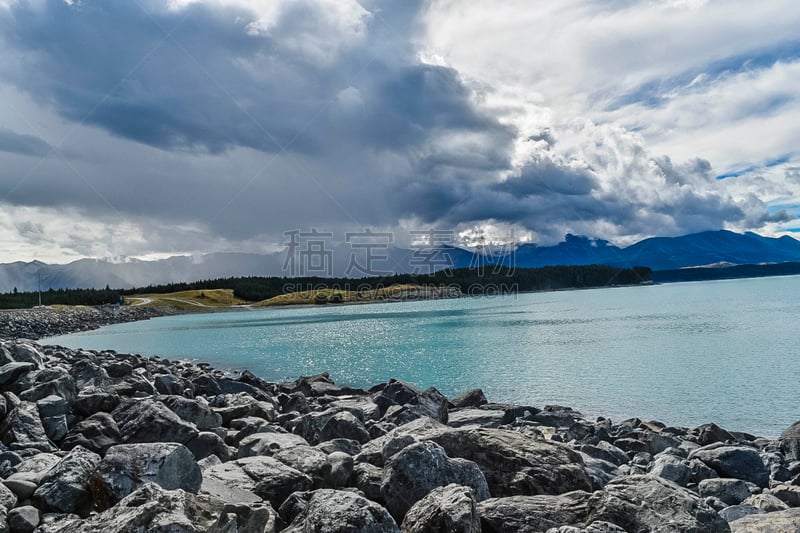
top-left (43, 276), bottom-right (800, 437)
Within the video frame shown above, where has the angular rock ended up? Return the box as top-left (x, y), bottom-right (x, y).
top-left (580, 441), bottom-right (629, 467)
top-left (209, 501), bottom-right (281, 533)
top-left (401, 483), bottom-right (480, 533)
top-left (105, 361), bottom-right (132, 378)
top-left (479, 475), bottom-right (729, 533)
top-left (0, 362), bottom-right (34, 387)
top-left (447, 408), bottom-right (505, 429)
top-left (770, 483), bottom-right (800, 507)
top-left (11, 344), bottom-right (44, 368)
top-left (326, 451), bottom-right (354, 488)
top-left (779, 421), bottom-right (800, 462)
top-left (61, 412), bottom-right (122, 455)
top-left (381, 441), bottom-right (489, 520)
top-left (36, 395), bottom-right (69, 418)
top-left (690, 423), bottom-right (734, 446)
top-left (238, 456), bottom-right (313, 509)
top-left (429, 428), bottom-right (593, 497)
top-left (729, 508), bottom-right (800, 532)
top-left (649, 454), bottom-right (692, 486)
top-left (478, 492), bottom-right (594, 533)
top-left (451, 389), bottom-right (488, 409)
top-left (7, 452), bottom-right (60, 485)
top-left (200, 460), bottom-right (260, 505)
top-left (319, 411), bottom-right (371, 444)
top-left (41, 415), bottom-right (68, 443)
top-left (160, 395), bottom-right (222, 430)
top-left (237, 431), bottom-right (308, 458)
top-left (698, 478), bottom-right (751, 505)
top-left (32, 446), bottom-right (101, 517)
top-left (691, 445), bottom-right (769, 487)
top-left (92, 442), bottom-right (202, 509)
top-left (19, 372), bottom-right (77, 404)
top-left (37, 483), bottom-right (231, 533)
top-left (589, 475), bottom-right (730, 532)
top-left (0, 482), bottom-right (16, 510)
top-left (317, 438), bottom-right (362, 456)
top-left (7, 505), bottom-right (40, 533)
top-left (0, 402), bottom-right (56, 452)
top-left (154, 373), bottom-right (192, 396)
top-left (213, 393), bottom-right (276, 425)
top-left (69, 359), bottom-right (112, 389)
top-left (375, 380), bottom-right (449, 424)
top-left (281, 489), bottom-right (399, 533)
top-left (742, 493), bottom-right (789, 513)
top-left (71, 388), bottom-right (120, 417)
top-left (273, 445), bottom-right (331, 489)
top-left (2, 475), bottom-right (31, 502)
top-left (353, 462), bottom-right (385, 503)
top-left (112, 398), bottom-right (198, 444)
top-left (718, 505), bottom-right (761, 523)
top-left (185, 431), bottom-right (234, 462)
top-left (580, 455), bottom-right (618, 490)
top-left (648, 433), bottom-right (682, 455)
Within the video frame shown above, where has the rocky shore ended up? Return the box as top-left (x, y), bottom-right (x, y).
top-left (0, 311), bottom-right (799, 531)
top-left (0, 306), bottom-right (179, 341)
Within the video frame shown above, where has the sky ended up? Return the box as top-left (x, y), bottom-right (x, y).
top-left (0, 0), bottom-right (799, 263)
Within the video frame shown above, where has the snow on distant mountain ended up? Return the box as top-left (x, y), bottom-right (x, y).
top-left (2, 230), bottom-right (799, 292)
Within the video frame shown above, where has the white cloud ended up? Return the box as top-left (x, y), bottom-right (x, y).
top-left (0, 0), bottom-right (797, 263)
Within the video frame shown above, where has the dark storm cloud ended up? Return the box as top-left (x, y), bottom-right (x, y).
top-left (2, 0), bottom-right (510, 158)
top-left (0, 128), bottom-right (51, 157)
top-left (0, 0), bottom-right (772, 257)
top-left (494, 160), bottom-right (597, 197)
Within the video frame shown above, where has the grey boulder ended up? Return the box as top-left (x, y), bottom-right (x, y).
top-left (112, 398), bottom-right (198, 444)
top-left (381, 440), bottom-right (489, 520)
top-left (237, 431), bottom-right (308, 458)
top-left (690, 445), bottom-right (769, 488)
top-left (778, 420), bottom-right (800, 462)
top-left (319, 411), bottom-right (371, 444)
top-left (0, 402), bottom-right (56, 453)
top-left (92, 442), bottom-right (202, 509)
top-left (401, 483), bottom-right (481, 533)
top-left (37, 482), bottom-right (278, 533)
top-left (61, 412), bottom-right (122, 455)
top-left (281, 489), bottom-right (399, 533)
top-left (240, 456), bottom-right (313, 509)
top-left (698, 478), bottom-right (752, 505)
top-left (32, 445), bottom-right (101, 517)
top-left (429, 428), bottom-right (593, 497)
top-left (478, 475), bottom-right (730, 533)
top-left (7, 505), bottom-right (40, 533)
top-left (729, 507), bottom-right (800, 532)
top-left (160, 395), bottom-right (222, 431)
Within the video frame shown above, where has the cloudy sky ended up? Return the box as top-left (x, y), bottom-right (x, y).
top-left (0, 0), bottom-right (799, 262)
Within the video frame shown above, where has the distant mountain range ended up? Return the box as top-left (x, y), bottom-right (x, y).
top-left (3, 230), bottom-right (800, 292)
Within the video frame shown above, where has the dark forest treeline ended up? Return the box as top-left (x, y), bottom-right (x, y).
top-left (0, 287), bottom-right (123, 310)
top-left (652, 262), bottom-right (800, 283)
top-left (0, 265), bottom-right (652, 309)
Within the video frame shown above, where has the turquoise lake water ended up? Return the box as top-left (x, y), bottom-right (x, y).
top-left (44, 276), bottom-right (800, 437)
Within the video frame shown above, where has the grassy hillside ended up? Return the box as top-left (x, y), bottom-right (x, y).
top-left (253, 284), bottom-right (441, 306)
top-left (127, 289), bottom-right (247, 311)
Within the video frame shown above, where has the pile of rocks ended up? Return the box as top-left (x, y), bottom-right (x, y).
top-left (0, 306), bottom-right (176, 340)
top-left (1, 338), bottom-right (800, 532)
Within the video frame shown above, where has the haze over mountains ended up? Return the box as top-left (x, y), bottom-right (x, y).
top-left (2, 230), bottom-right (800, 292)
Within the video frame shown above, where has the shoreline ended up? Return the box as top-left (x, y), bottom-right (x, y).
top-left (0, 308), bottom-right (798, 530)
top-left (0, 305), bottom-right (181, 341)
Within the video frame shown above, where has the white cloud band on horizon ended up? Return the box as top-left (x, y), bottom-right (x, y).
top-left (0, 0), bottom-right (797, 262)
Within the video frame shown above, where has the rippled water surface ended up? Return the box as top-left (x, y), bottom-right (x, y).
top-left (44, 276), bottom-right (800, 437)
